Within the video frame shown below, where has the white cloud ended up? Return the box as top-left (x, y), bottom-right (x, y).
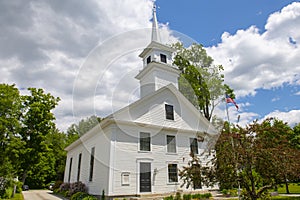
top-left (2, 0), bottom-right (300, 131)
top-left (0, 0), bottom-right (158, 131)
top-left (206, 2), bottom-right (300, 97)
top-left (271, 97), bottom-right (280, 102)
top-left (263, 110), bottom-right (300, 126)
top-left (0, 0), bottom-right (181, 131)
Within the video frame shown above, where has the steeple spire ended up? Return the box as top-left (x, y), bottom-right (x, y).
top-left (151, 3), bottom-right (161, 42)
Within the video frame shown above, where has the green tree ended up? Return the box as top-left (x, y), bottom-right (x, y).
top-left (215, 119), bottom-right (300, 200)
top-left (0, 84), bottom-right (23, 178)
top-left (19, 88), bottom-right (60, 186)
top-left (46, 129), bottom-right (67, 181)
top-left (0, 84), bottom-right (66, 187)
top-left (179, 152), bottom-right (215, 190)
top-left (255, 119), bottom-right (300, 194)
top-left (172, 42), bottom-right (234, 121)
top-left (292, 123), bottom-right (300, 149)
top-left (66, 115), bottom-right (102, 146)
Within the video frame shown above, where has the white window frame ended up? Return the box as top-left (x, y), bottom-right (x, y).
top-left (166, 135), bottom-right (177, 154)
top-left (167, 163), bottom-right (179, 184)
top-left (165, 104), bottom-right (174, 120)
top-left (139, 132), bottom-right (151, 152)
top-left (190, 138), bottom-right (199, 155)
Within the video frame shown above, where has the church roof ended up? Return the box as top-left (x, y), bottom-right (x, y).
top-left (108, 84), bottom-right (217, 133)
top-left (65, 84), bottom-right (218, 151)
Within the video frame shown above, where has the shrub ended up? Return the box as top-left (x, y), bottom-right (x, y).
top-left (183, 194), bottom-right (191, 200)
top-left (71, 192), bottom-right (89, 200)
top-left (221, 189), bottom-right (228, 195)
top-left (191, 193), bottom-right (212, 199)
top-left (101, 189), bottom-right (105, 200)
top-left (202, 193), bottom-right (212, 198)
top-left (69, 182), bottom-right (87, 196)
top-left (175, 192), bottom-right (181, 200)
top-left (15, 181), bottom-right (23, 193)
top-left (59, 182), bottom-right (70, 192)
top-left (71, 191), bottom-right (97, 200)
top-left (0, 177), bottom-right (21, 198)
top-left (0, 177), bottom-right (8, 197)
top-left (58, 182), bottom-right (87, 197)
top-left (58, 182), bottom-right (71, 197)
top-left (83, 196), bottom-right (98, 200)
top-left (228, 189), bottom-right (237, 197)
top-left (163, 195), bottom-right (174, 200)
top-left (53, 180), bottom-right (63, 191)
top-left (3, 187), bottom-right (13, 199)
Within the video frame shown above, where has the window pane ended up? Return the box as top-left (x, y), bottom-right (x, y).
top-left (68, 157), bottom-right (72, 183)
top-left (165, 104), bottom-right (174, 120)
top-left (147, 56), bottom-right (151, 64)
top-left (77, 153), bottom-right (82, 182)
top-left (140, 132), bottom-right (150, 151)
top-left (167, 135), bottom-right (176, 153)
top-left (168, 164), bottom-right (178, 183)
top-left (190, 138), bottom-right (198, 154)
top-left (89, 147), bottom-right (95, 181)
top-left (160, 54), bottom-right (167, 63)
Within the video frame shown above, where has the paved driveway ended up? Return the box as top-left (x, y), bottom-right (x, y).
top-left (22, 190), bottom-right (66, 200)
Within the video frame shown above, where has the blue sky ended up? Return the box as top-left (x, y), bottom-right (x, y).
top-left (157, 0), bottom-right (296, 46)
top-left (156, 0), bottom-right (300, 126)
top-left (0, 0), bottom-right (299, 130)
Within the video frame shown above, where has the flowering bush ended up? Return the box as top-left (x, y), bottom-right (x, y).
top-left (69, 181), bottom-right (87, 196)
top-left (59, 182), bottom-right (70, 192)
top-left (57, 181), bottom-right (87, 197)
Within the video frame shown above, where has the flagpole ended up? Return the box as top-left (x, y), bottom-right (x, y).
top-left (225, 94), bottom-right (241, 200)
top-left (225, 95), bottom-right (230, 123)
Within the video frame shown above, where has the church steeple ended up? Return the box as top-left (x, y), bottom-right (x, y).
top-left (135, 4), bottom-right (180, 98)
top-left (151, 4), bottom-right (161, 43)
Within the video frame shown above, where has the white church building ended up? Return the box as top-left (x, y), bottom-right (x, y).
top-left (64, 5), bottom-right (218, 199)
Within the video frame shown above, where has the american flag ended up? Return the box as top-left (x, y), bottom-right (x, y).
top-left (226, 94), bottom-right (239, 110)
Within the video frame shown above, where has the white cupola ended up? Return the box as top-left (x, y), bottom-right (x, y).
top-left (135, 4), bottom-right (180, 98)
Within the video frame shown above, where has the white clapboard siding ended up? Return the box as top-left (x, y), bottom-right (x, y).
top-left (64, 84), bottom-right (218, 197)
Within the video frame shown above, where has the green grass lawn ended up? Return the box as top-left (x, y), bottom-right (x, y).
top-left (3, 193), bottom-right (24, 200)
top-left (277, 183), bottom-right (300, 194)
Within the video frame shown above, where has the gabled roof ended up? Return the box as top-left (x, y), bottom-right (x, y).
top-left (65, 84), bottom-right (218, 152)
top-left (109, 83), bottom-right (218, 134)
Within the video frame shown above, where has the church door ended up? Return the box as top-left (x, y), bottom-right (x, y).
top-left (140, 162), bottom-right (151, 192)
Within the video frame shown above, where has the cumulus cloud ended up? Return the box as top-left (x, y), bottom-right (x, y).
top-left (207, 2), bottom-right (300, 97)
top-left (2, 0), bottom-right (300, 131)
top-left (0, 0), bottom-right (157, 131)
top-left (206, 2), bottom-right (300, 126)
top-left (263, 110), bottom-right (300, 126)
top-left (0, 0), bottom-right (182, 131)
